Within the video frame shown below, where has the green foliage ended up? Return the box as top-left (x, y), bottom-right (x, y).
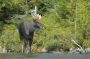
top-left (0, 24), bottom-right (21, 52)
top-left (0, 0), bottom-right (90, 52)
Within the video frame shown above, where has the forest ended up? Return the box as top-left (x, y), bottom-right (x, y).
top-left (0, 0), bottom-right (90, 53)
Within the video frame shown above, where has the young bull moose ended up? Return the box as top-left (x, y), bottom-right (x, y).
top-left (18, 14), bottom-right (44, 54)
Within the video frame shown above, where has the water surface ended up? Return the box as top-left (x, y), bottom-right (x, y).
top-left (0, 53), bottom-right (90, 59)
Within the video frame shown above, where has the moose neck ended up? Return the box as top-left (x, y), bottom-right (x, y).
top-left (33, 19), bottom-right (39, 22)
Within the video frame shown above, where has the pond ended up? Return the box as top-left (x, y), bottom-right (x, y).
top-left (0, 53), bottom-right (90, 59)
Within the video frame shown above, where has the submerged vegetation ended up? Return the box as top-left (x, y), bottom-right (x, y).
top-left (0, 0), bottom-right (90, 53)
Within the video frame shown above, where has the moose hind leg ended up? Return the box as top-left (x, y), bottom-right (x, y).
top-left (22, 40), bottom-right (25, 53)
top-left (22, 39), bottom-right (29, 54)
top-left (25, 41), bottom-right (30, 54)
top-left (19, 36), bottom-right (25, 53)
top-left (24, 40), bottom-right (33, 54)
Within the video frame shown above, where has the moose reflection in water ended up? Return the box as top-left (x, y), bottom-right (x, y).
top-left (18, 14), bottom-right (44, 54)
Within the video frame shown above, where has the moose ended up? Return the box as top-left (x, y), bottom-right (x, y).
top-left (18, 14), bottom-right (44, 54)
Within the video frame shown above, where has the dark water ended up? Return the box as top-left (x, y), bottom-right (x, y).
top-left (0, 53), bottom-right (90, 59)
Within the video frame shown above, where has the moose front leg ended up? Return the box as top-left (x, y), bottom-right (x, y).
top-left (29, 40), bottom-right (33, 53)
top-left (28, 33), bottom-right (34, 53)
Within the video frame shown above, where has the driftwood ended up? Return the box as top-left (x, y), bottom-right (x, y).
top-left (71, 38), bottom-right (85, 53)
